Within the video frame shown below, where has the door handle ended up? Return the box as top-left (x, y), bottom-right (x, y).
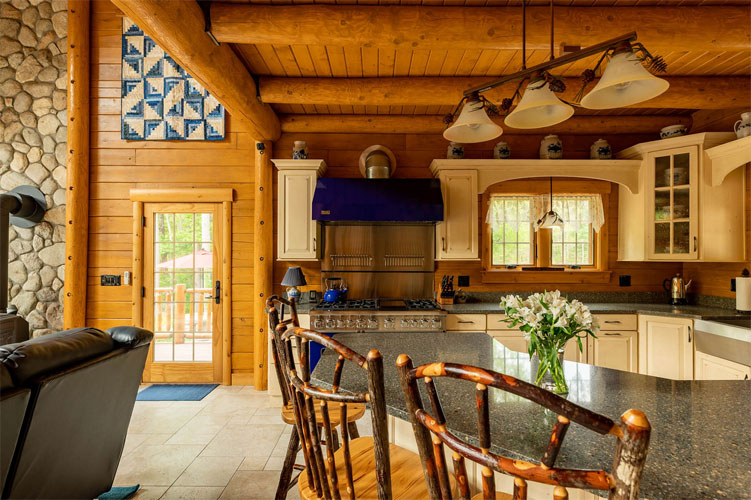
top-left (206, 281), bottom-right (220, 304)
top-left (604, 321), bottom-right (621, 324)
top-left (687, 326), bottom-right (691, 343)
top-left (604, 333), bottom-right (620, 336)
top-left (442, 237), bottom-right (446, 252)
top-left (693, 237), bottom-right (697, 252)
top-left (313, 237), bottom-right (316, 252)
top-left (457, 320), bottom-right (475, 324)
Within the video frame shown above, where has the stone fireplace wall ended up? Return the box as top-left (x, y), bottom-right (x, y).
top-left (0, 0), bottom-right (67, 336)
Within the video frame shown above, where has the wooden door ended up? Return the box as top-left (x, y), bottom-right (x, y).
top-left (588, 332), bottom-right (637, 373)
top-left (142, 203), bottom-right (224, 383)
top-left (638, 316), bottom-right (693, 380)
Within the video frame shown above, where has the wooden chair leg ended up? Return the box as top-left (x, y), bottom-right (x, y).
top-left (347, 421), bottom-right (360, 439)
top-left (275, 429), bottom-right (300, 500)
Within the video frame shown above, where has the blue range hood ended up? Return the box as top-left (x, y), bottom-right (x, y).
top-left (312, 178), bottom-right (444, 222)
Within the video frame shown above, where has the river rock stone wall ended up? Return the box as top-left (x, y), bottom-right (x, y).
top-left (0, 0), bottom-right (67, 336)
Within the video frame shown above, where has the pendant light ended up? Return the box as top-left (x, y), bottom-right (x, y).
top-left (504, 77), bottom-right (575, 129)
top-left (536, 178), bottom-right (564, 230)
top-left (580, 49), bottom-right (670, 109)
top-left (443, 96), bottom-right (503, 143)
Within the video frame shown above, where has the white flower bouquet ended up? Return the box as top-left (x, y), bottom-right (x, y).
top-left (500, 291), bottom-right (599, 393)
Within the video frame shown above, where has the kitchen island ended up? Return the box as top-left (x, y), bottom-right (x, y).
top-left (312, 331), bottom-right (751, 499)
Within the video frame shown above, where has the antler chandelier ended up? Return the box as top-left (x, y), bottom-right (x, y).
top-left (443, 0), bottom-right (669, 143)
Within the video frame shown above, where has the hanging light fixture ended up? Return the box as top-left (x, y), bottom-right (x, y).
top-left (536, 177), bottom-right (564, 230)
top-left (580, 45), bottom-right (670, 109)
top-left (442, 0), bottom-right (668, 134)
top-left (443, 92), bottom-right (503, 143)
top-left (504, 75), bottom-right (574, 129)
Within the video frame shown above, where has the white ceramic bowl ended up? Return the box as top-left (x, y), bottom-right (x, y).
top-left (660, 125), bottom-right (688, 139)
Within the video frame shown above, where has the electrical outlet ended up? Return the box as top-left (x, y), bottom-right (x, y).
top-left (458, 275), bottom-right (470, 287)
top-left (619, 275), bottom-right (631, 287)
top-left (101, 275), bottom-right (121, 286)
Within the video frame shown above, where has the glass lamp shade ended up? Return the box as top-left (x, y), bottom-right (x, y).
top-left (281, 266), bottom-right (307, 287)
top-left (580, 51), bottom-right (670, 110)
top-left (504, 80), bottom-right (575, 129)
top-left (536, 210), bottom-right (565, 230)
top-left (443, 99), bottom-right (503, 143)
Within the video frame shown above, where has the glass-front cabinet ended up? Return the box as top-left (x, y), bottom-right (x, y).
top-left (647, 146), bottom-right (698, 259)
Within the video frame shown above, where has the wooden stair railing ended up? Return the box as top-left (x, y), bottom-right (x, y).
top-left (396, 355), bottom-right (651, 500)
top-left (269, 296), bottom-right (433, 500)
top-left (267, 296), bottom-right (365, 500)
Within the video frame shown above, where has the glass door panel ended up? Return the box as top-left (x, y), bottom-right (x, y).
top-left (649, 147), bottom-right (697, 259)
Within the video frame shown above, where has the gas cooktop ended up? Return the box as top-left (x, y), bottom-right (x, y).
top-left (312, 298), bottom-right (442, 312)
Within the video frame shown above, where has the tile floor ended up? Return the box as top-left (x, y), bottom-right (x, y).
top-left (112, 386), bottom-right (373, 500)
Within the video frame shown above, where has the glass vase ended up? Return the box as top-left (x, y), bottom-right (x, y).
top-left (532, 347), bottom-right (568, 394)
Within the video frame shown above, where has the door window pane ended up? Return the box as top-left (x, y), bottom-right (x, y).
top-left (654, 155), bottom-right (670, 188)
top-left (673, 153), bottom-right (690, 185)
top-left (654, 222), bottom-right (670, 254)
top-left (151, 212), bottom-right (214, 362)
top-left (673, 222), bottom-right (691, 254)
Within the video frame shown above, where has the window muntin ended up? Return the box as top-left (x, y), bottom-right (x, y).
top-left (551, 197), bottom-right (595, 266)
top-left (489, 197), bottom-right (533, 266)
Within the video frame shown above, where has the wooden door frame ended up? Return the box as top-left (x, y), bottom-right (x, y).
top-left (130, 188), bottom-right (234, 384)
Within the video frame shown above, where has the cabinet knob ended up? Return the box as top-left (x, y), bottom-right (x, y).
top-left (442, 237), bottom-right (446, 252)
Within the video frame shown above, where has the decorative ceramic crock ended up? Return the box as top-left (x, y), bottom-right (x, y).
top-left (493, 141), bottom-right (510, 159)
top-left (660, 125), bottom-right (688, 140)
top-left (590, 138), bottom-right (612, 159)
top-left (447, 142), bottom-right (464, 159)
top-left (539, 135), bottom-right (562, 159)
top-left (734, 112), bottom-right (751, 139)
top-left (293, 140), bottom-right (308, 159)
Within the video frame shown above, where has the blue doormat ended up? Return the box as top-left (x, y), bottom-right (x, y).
top-left (98, 485), bottom-right (140, 499)
top-left (136, 384), bottom-right (218, 401)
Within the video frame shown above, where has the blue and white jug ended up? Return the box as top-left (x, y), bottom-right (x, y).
top-left (734, 112), bottom-right (751, 139)
top-left (447, 142), bottom-right (464, 159)
top-left (539, 135), bottom-right (562, 159)
top-left (590, 138), bottom-right (612, 159)
top-left (293, 140), bottom-right (308, 159)
top-left (493, 141), bottom-right (510, 159)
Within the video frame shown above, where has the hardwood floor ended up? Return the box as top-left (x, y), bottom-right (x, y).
top-left (111, 386), bottom-right (374, 499)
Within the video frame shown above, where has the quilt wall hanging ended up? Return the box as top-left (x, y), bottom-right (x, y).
top-left (121, 18), bottom-right (225, 141)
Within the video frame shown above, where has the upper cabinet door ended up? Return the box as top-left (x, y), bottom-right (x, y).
top-left (278, 170), bottom-right (320, 260)
top-left (436, 170), bottom-right (478, 260)
top-left (646, 146), bottom-right (699, 260)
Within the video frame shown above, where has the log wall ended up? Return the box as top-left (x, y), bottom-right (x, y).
top-left (271, 132), bottom-right (684, 296)
top-left (88, 0), bottom-right (256, 384)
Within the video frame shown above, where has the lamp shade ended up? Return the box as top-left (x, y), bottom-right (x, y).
top-left (281, 266), bottom-right (307, 287)
top-left (580, 51), bottom-right (670, 109)
top-left (536, 210), bottom-right (565, 230)
top-left (504, 80), bottom-right (574, 129)
top-left (443, 99), bottom-right (503, 143)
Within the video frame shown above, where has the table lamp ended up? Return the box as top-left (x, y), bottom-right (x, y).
top-left (281, 266), bottom-right (306, 301)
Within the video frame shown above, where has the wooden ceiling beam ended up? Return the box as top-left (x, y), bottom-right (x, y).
top-left (210, 4), bottom-right (750, 52)
top-left (260, 76), bottom-right (750, 110)
top-left (279, 114), bottom-right (692, 135)
top-left (111, 0), bottom-right (280, 141)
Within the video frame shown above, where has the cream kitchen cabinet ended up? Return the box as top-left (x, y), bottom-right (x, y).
top-left (617, 133), bottom-right (745, 262)
top-left (695, 351), bottom-right (751, 380)
top-left (432, 169), bottom-right (479, 260)
top-left (638, 315), bottom-right (693, 380)
top-left (588, 331), bottom-right (638, 373)
top-left (272, 159), bottom-right (327, 261)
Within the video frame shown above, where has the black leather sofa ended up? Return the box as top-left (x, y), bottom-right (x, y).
top-left (0, 326), bottom-right (153, 499)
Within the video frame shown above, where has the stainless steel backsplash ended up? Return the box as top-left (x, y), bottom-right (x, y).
top-left (320, 224), bottom-right (435, 299)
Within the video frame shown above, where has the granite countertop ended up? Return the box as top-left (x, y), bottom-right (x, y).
top-left (312, 332), bottom-right (751, 499)
top-left (443, 301), bottom-right (750, 320)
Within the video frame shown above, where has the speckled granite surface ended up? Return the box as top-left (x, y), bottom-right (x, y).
top-left (443, 301), bottom-right (751, 320)
top-left (312, 332), bottom-right (751, 499)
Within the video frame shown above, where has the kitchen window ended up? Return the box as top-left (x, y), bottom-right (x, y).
top-left (482, 180), bottom-right (610, 283)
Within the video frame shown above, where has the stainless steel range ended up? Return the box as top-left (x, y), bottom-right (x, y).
top-left (310, 299), bottom-right (446, 333)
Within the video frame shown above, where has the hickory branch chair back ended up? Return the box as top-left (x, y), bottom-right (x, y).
top-left (396, 355), bottom-right (651, 500)
top-left (268, 296), bottom-right (430, 500)
top-left (267, 297), bottom-right (366, 500)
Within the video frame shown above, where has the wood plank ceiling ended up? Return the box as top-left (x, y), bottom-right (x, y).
top-left (225, 1), bottom-right (750, 118)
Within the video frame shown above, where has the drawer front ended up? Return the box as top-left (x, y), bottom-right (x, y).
top-left (486, 314), bottom-right (521, 331)
top-left (447, 314), bottom-right (487, 331)
top-left (595, 314), bottom-right (636, 331)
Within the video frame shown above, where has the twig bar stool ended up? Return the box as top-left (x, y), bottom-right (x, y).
top-left (396, 355), bottom-right (651, 500)
top-left (267, 296), bottom-right (366, 499)
top-left (270, 304), bottom-right (433, 499)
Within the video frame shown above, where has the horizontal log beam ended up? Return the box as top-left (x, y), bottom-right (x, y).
top-left (211, 4), bottom-right (750, 52)
top-left (279, 114), bottom-right (692, 136)
top-left (112, 0), bottom-right (280, 141)
top-left (260, 76), bottom-right (751, 110)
